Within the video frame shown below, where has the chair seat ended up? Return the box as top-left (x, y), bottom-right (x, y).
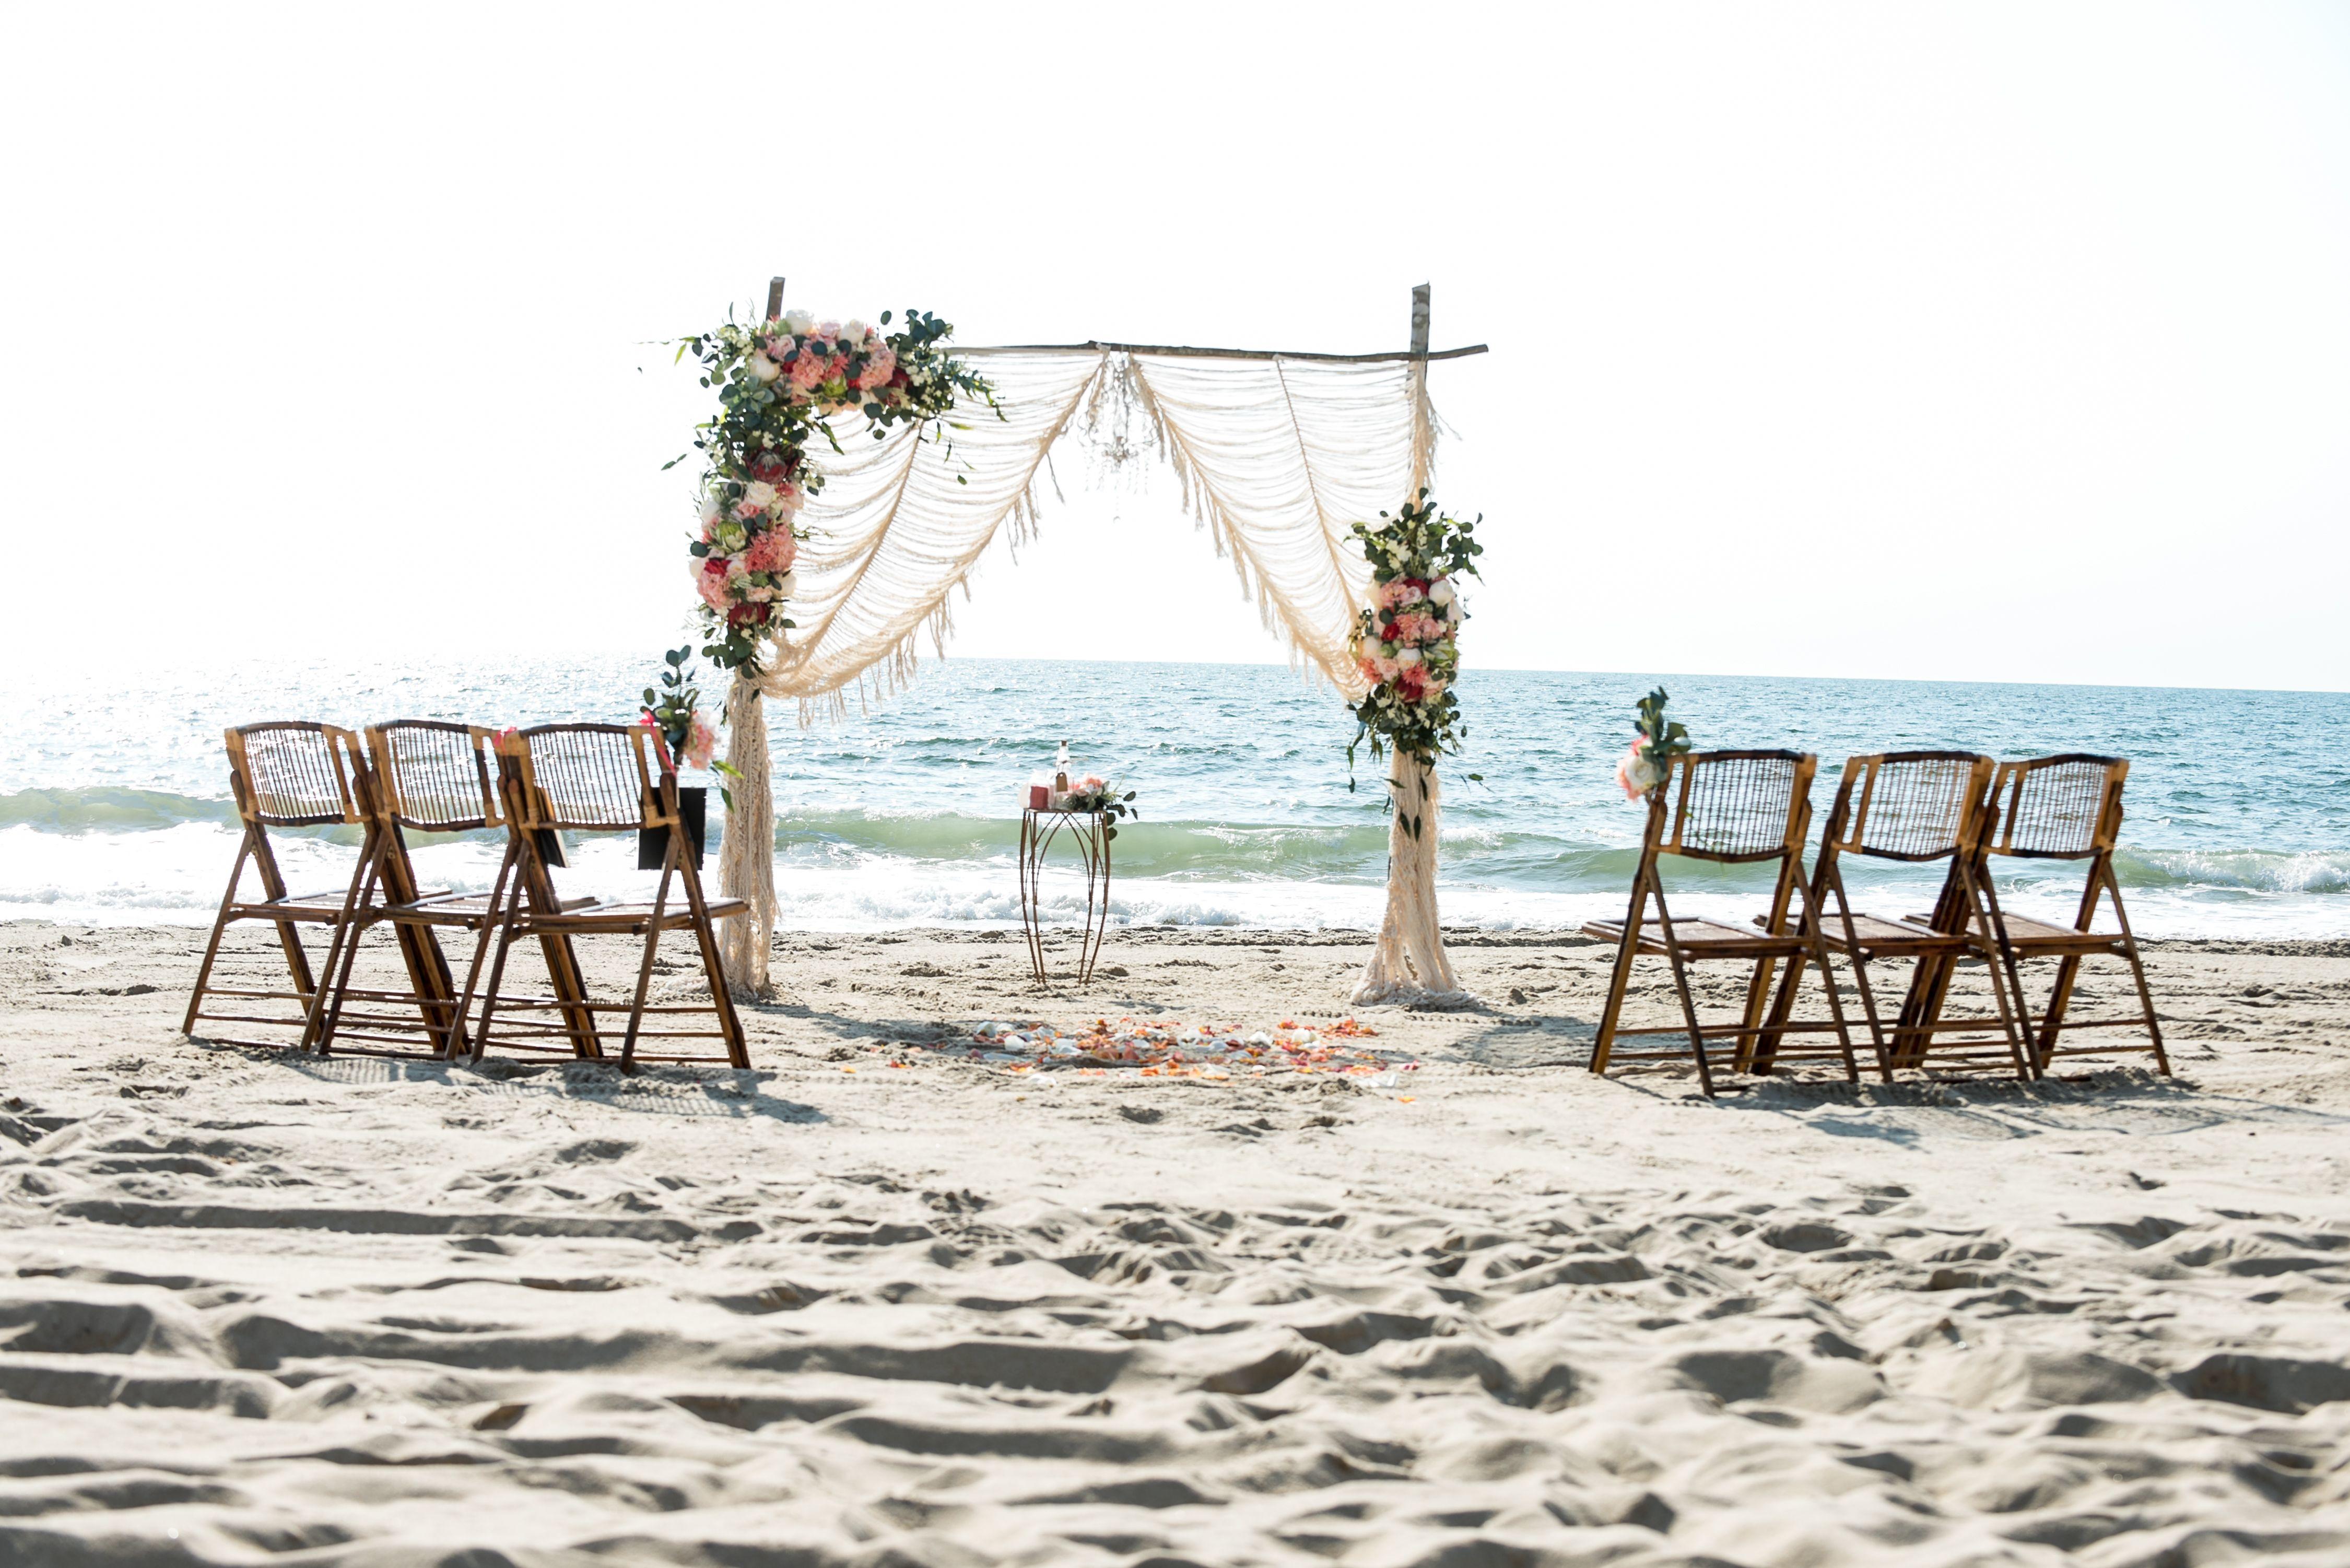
top-left (225, 891), bottom-right (356, 922)
top-left (379, 892), bottom-right (595, 924)
top-left (1821, 912), bottom-right (1965, 951)
top-left (522, 895), bottom-right (749, 932)
top-left (1909, 911), bottom-right (2128, 952)
top-left (1582, 916), bottom-right (1810, 958)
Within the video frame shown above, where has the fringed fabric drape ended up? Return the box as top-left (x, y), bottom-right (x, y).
top-left (714, 344), bottom-right (1470, 1006)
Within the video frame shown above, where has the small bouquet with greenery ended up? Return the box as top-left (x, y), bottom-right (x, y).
top-left (640, 647), bottom-right (742, 801)
top-left (1615, 686), bottom-right (1691, 799)
top-left (1063, 775), bottom-right (1139, 840)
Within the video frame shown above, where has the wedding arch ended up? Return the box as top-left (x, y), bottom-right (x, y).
top-left (699, 279), bottom-right (1488, 1006)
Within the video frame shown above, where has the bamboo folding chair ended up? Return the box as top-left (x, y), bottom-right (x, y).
top-left (473, 724), bottom-right (749, 1070)
top-left (307, 721), bottom-right (530, 1059)
top-left (1768, 752), bottom-right (2032, 1080)
top-left (1958, 755), bottom-right (2169, 1076)
top-left (184, 722), bottom-right (377, 1050)
top-left (1582, 750), bottom-right (1858, 1095)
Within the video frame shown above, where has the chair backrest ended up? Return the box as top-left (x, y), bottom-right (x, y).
top-left (366, 721), bottom-right (502, 832)
top-left (226, 722), bottom-right (363, 827)
top-left (502, 724), bottom-right (674, 833)
top-left (1823, 752), bottom-right (1995, 863)
top-left (1656, 750), bottom-right (1816, 865)
top-left (1982, 754), bottom-right (2127, 859)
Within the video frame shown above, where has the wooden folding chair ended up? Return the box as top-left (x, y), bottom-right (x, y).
top-left (1767, 752), bottom-right (2031, 1080)
top-left (1582, 750), bottom-right (1858, 1095)
top-left (308, 721), bottom-right (521, 1059)
top-left (184, 722), bottom-right (374, 1050)
top-left (1961, 754), bottom-right (2169, 1076)
top-left (474, 724), bottom-right (750, 1070)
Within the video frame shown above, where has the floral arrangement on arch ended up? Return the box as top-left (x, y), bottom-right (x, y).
top-left (1346, 488), bottom-right (1484, 827)
top-left (674, 306), bottom-right (994, 671)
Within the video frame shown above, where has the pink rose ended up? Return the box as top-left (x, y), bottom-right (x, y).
top-left (789, 352), bottom-right (826, 391)
top-left (734, 498), bottom-right (762, 520)
top-left (743, 528), bottom-right (797, 574)
top-left (684, 715), bottom-right (718, 772)
top-left (694, 559), bottom-right (732, 610)
top-left (857, 344), bottom-right (897, 391)
top-left (816, 321), bottom-right (841, 340)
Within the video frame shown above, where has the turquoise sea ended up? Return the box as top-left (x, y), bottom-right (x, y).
top-left (3, 658), bottom-right (2345, 938)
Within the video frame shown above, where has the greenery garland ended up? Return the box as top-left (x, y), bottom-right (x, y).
top-left (671, 308), bottom-right (994, 671)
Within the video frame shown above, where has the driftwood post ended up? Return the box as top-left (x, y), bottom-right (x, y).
top-left (1353, 284), bottom-right (1467, 1007)
top-left (714, 275), bottom-right (789, 998)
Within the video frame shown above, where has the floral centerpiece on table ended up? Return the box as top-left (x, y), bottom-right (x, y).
top-left (1346, 488), bottom-right (1483, 834)
top-left (673, 308), bottom-right (994, 671)
top-left (638, 647), bottom-right (741, 802)
top-left (1615, 686), bottom-right (1691, 799)
top-left (1062, 776), bottom-right (1139, 841)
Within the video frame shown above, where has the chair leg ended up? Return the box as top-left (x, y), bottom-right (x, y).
top-left (2032, 955), bottom-right (2086, 1071)
top-left (183, 834), bottom-right (255, 1035)
top-left (299, 843), bottom-right (372, 1054)
top-left (471, 897), bottom-right (527, 1068)
top-left (2107, 865), bottom-right (2170, 1076)
top-left (1590, 864), bottom-right (1651, 1076)
top-left (1790, 880), bottom-right (1861, 1084)
top-left (446, 843), bottom-right (520, 1062)
top-left (308, 851), bottom-right (382, 1057)
top-left (1647, 877), bottom-right (1715, 1098)
top-left (1753, 939), bottom-right (1808, 1075)
top-left (677, 843), bottom-right (748, 1068)
top-left (1958, 861), bottom-right (2032, 1081)
top-left (1844, 947), bottom-right (1897, 1081)
top-left (619, 860), bottom-right (677, 1075)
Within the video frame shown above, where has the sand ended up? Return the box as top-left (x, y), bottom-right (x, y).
top-left (3, 917), bottom-right (2348, 1567)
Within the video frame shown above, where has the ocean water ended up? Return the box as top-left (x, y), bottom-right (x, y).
top-left (3, 658), bottom-right (2346, 939)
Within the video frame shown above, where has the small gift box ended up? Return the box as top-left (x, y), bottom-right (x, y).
top-left (1027, 783), bottom-right (1049, 810)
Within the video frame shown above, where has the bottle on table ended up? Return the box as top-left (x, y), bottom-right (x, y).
top-left (1054, 740), bottom-right (1071, 804)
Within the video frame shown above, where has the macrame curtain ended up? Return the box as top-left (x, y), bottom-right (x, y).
top-left (715, 344), bottom-right (1473, 1007)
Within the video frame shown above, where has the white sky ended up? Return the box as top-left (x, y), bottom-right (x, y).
top-left (4, 3), bottom-right (2346, 690)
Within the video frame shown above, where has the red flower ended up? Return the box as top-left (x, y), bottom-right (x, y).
top-left (749, 450), bottom-right (790, 484)
top-left (702, 555), bottom-right (730, 577)
top-left (726, 603), bottom-right (770, 627)
top-left (1396, 667), bottom-right (1427, 701)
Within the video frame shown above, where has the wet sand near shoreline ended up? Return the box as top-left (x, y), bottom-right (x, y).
top-left (3, 919), bottom-right (2348, 1566)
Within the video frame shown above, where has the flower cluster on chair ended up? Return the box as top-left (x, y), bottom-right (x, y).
top-left (1615, 686), bottom-right (1691, 799)
top-left (673, 308), bottom-right (994, 671)
top-left (639, 647), bottom-right (721, 773)
top-left (1345, 489), bottom-right (1483, 830)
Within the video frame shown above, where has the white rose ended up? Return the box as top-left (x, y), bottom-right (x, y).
top-left (1629, 754), bottom-right (1664, 793)
top-left (782, 309), bottom-right (814, 335)
top-left (771, 569), bottom-right (799, 600)
top-left (743, 480), bottom-right (779, 511)
top-left (698, 493), bottom-right (720, 526)
top-left (1443, 599), bottom-right (1462, 623)
top-left (843, 319), bottom-right (867, 342)
top-left (1428, 579), bottom-right (1455, 606)
top-left (1395, 646), bottom-right (1422, 667)
top-left (746, 352), bottom-right (781, 383)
